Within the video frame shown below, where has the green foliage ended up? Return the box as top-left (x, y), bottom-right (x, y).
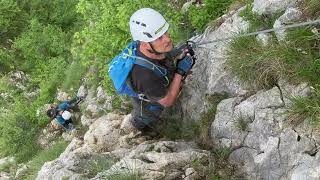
top-left (188, 0), bottom-right (234, 32)
top-left (192, 147), bottom-right (243, 179)
top-left (14, 19), bottom-right (69, 71)
top-left (212, 147), bottom-right (232, 164)
top-left (227, 28), bottom-right (320, 89)
top-left (61, 61), bottom-right (87, 92)
top-left (239, 0), bottom-right (282, 31)
top-left (235, 115), bottom-right (250, 131)
top-left (191, 156), bottom-right (212, 179)
top-left (86, 156), bottom-right (114, 178)
top-left (288, 86), bottom-right (320, 126)
top-left (0, 158), bottom-right (17, 174)
top-left (160, 117), bottom-right (198, 140)
top-left (209, 147), bottom-right (243, 179)
top-left (0, 48), bottom-right (15, 72)
top-left (13, 19), bottom-right (72, 104)
top-left (195, 93), bottom-right (228, 148)
top-left (17, 0), bottom-right (82, 31)
top-left (17, 140), bottom-right (68, 180)
top-left (301, 0), bottom-right (320, 18)
top-left (0, 0), bottom-right (27, 43)
top-left (0, 0), bottom-right (82, 164)
top-left (0, 100), bottom-right (40, 162)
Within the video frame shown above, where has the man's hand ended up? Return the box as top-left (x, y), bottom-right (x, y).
top-left (176, 55), bottom-right (193, 76)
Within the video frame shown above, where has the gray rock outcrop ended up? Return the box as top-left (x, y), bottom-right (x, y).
top-left (94, 141), bottom-right (210, 180)
top-left (252, 0), bottom-right (298, 15)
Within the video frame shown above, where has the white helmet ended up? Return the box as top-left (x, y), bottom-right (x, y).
top-left (129, 8), bottom-right (169, 42)
top-left (62, 111), bottom-right (72, 120)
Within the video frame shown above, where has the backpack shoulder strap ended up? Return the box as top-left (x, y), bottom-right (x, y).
top-left (122, 53), bottom-right (167, 77)
top-left (124, 41), bottom-right (167, 77)
top-left (134, 56), bottom-right (167, 77)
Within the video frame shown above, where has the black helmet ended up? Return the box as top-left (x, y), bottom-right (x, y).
top-left (46, 108), bottom-right (57, 119)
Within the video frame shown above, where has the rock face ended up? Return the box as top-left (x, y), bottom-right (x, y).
top-left (36, 115), bottom-right (210, 180)
top-left (210, 82), bottom-right (320, 180)
top-left (179, 8), bottom-right (250, 121)
top-left (252, 0), bottom-right (298, 15)
top-left (94, 141), bottom-right (210, 180)
top-left (178, 1), bottom-right (320, 179)
top-left (83, 113), bottom-right (123, 152)
top-left (36, 139), bottom-right (92, 180)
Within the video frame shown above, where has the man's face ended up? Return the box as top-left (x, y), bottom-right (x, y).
top-left (149, 32), bottom-right (173, 53)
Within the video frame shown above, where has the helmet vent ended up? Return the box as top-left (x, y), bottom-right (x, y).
top-left (143, 32), bottom-right (152, 38)
top-left (141, 23), bottom-right (146, 27)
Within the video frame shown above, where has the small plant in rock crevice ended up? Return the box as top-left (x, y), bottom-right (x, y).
top-left (239, 0), bottom-right (283, 31)
top-left (234, 113), bottom-right (253, 132)
top-left (194, 93), bottom-right (229, 149)
top-left (288, 85), bottom-right (320, 126)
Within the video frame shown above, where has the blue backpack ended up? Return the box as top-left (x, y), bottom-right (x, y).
top-left (108, 41), bottom-right (168, 99)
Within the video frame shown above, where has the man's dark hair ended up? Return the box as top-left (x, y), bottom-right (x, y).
top-left (46, 108), bottom-right (57, 119)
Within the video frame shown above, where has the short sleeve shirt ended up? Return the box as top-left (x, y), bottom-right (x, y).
top-left (130, 48), bottom-right (175, 101)
top-left (57, 101), bottom-right (70, 110)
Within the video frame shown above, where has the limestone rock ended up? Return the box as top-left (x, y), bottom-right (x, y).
top-left (77, 85), bottom-right (87, 98)
top-left (56, 90), bottom-right (69, 102)
top-left (210, 78), bottom-right (319, 179)
top-left (120, 114), bottom-right (136, 134)
top-left (94, 141), bottom-right (210, 180)
top-left (179, 7), bottom-right (249, 121)
top-left (256, 33), bottom-right (272, 46)
top-left (252, 0), bottom-right (298, 15)
top-left (80, 115), bottom-right (96, 127)
top-left (83, 113), bottom-right (123, 152)
top-left (274, 8), bottom-right (302, 41)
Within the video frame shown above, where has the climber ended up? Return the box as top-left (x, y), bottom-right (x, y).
top-left (46, 96), bottom-right (84, 130)
top-left (126, 8), bottom-right (194, 136)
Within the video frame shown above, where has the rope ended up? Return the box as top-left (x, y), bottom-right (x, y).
top-left (195, 19), bottom-right (320, 47)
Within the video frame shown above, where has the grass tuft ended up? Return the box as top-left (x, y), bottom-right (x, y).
top-left (288, 86), bottom-right (320, 126)
top-left (227, 27), bottom-right (320, 89)
top-left (235, 115), bottom-right (250, 131)
top-left (239, 0), bottom-right (282, 31)
top-left (194, 93), bottom-right (229, 149)
top-left (17, 139), bottom-right (68, 180)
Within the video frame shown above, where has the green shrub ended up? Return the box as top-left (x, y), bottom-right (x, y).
top-left (0, 0), bottom-right (28, 43)
top-left (0, 48), bottom-right (15, 72)
top-left (17, 140), bottom-right (68, 180)
top-left (0, 0), bottom-right (82, 165)
top-left (13, 19), bottom-right (69, 72)
top-left (17, 0), bottom-right (82, 32)
top-left (61, 60), bottom-right (87, 93)
top-left (239, 0), bottom-right (282, 31)
top-left (188, 0), bottom-right (234, 32)
top-left (0, 100), bottom-right (40, 162)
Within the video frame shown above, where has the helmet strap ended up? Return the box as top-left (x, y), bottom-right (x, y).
top-left (148, 42), bottom-right (165, 55)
